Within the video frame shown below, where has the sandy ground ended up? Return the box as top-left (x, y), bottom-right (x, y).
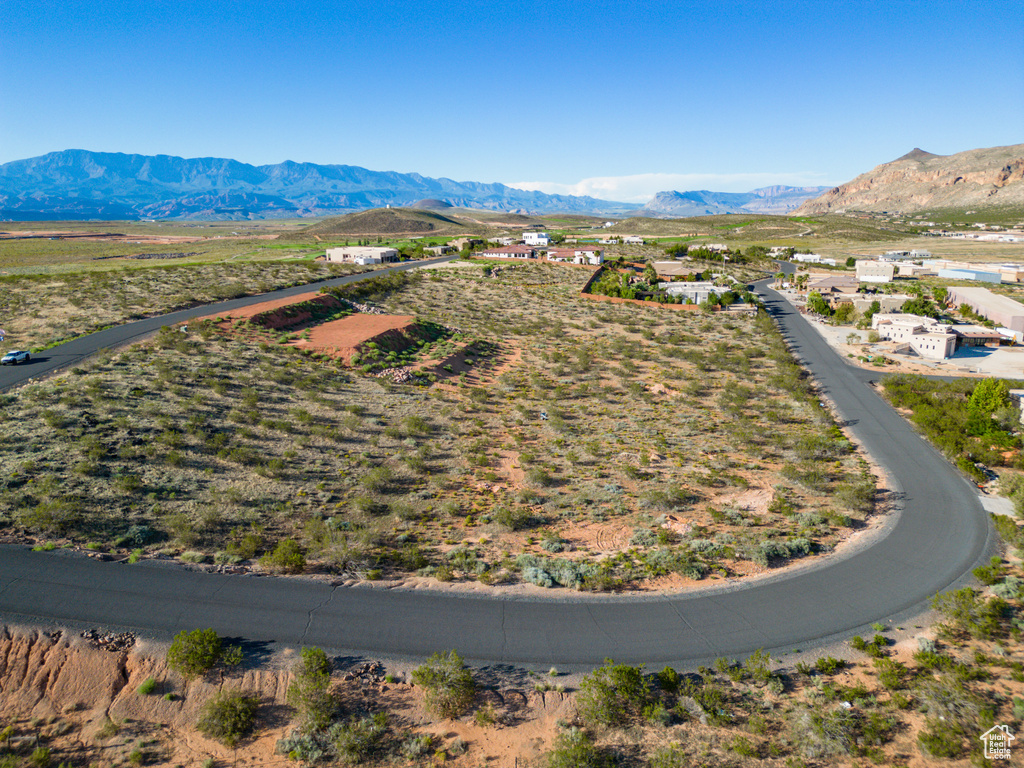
top-left (0, 627), bottom-right (571, 768)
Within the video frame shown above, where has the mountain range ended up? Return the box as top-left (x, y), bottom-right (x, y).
top-left (793, 143), bottom-right (1024, 215)
top-left (0, 150), bottom-right (635, 220)
top-left (637, 186), bottom-right (831, 217)
top-left (0, 150), bottom-right (829, 221)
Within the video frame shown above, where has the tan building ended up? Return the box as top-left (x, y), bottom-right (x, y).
top-left (856, 260), bottom-right (896, 283)
top-left (871, 313), bottom-right (956, 360)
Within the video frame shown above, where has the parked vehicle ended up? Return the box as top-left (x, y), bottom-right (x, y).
top-left (0, 350), bottom-right (31, 365)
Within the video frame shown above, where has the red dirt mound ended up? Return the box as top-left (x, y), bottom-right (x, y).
top-left (292, 314), bottom-right (417, 362)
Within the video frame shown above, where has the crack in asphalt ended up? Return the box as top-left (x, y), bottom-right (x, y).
top-left (0, 575), bottom-right (24, 598)
top-left (300, 584), bottom-right (340, 645)
top-left (500, 601), bottom-right (507, 662)
top-left (668, 599), bottom-right (716, 656)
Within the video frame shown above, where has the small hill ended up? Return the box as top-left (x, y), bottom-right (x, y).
top-left (299, 207), bottom-right (489, 237)
top-left (794, 143), bottom-right (1024, 215)
top-left (409, 199), bottom-right (453, 210)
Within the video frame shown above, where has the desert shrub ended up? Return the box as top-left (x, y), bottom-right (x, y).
top-left (576, 659), bottom-right (651, 729)
top-left (411, 650), bottom-right (475, 719)
top-left (196, 690), bottom-right (259, 748)
top-left (874, 657), bottom-right (908, 689)
top-left (814, 656), bottom-right (846, 675)
top-left (137, 677), bottom-right (157, 695)
top-left (656, 666), bottom-right (680, 695)
top-left (260, 539), bottom-right (306, 573)
top-left (543, 728), bottom-right (614, 768)
top-left (917, 720), bottom-right (962, 758)
top-left (167, 628), bottom-right (222, 679)
top-left (328, 712), bottom-right (388, 764)
top-left (932, 587), bottom-right (1007, 639)
top-left (287, 647), bottom-right (334, 730)
top-left (972, 555), bottom-right (1003, 585)
top-left (493, 505), bottom-right (531, 531)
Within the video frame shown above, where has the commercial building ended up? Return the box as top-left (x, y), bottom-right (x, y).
top-left (946, 286), bottom-right (1024, 334)
top-left (856, 260), bottom-right (896, 283)
top-left (937, 268), bottom-right (1001, 284)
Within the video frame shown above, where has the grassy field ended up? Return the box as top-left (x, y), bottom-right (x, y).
top-left (0, 262), bottom-right (877, 589)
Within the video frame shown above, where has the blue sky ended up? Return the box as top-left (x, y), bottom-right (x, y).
top-left (2, 0), bottom-right (1022, 202)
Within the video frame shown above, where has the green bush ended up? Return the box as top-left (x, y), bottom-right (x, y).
top-left (287, 647), bottom-right (334, 730)
top-left (542, 728), bottom-right (614, 768)
top-left (411, 650), bottom-right (475, 719)
top-left (932, 587), bottom-right (1007, 639)
top-left (917, 720), bottom-right (962, 758)
top-left (137, 677), bottom-right (157, 695)
top-left (167, 628), bottom-right (222, 679)
top-left (328, 712), bottom-right (388, 764)
top-left (260, 539), bottom-right (306, 573)
top-left (576, 659), bottom-right (651, 729)
top-left (196, 690), bottom-right (259, 748)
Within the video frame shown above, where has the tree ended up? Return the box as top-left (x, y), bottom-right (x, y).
top-left (196, 690), bottom-right (259, 747)
top-left (411, 650), bottom-right (475, 719)
top-left (900, 296), bottom-right (939, 318)
top-left (287, 647), bottom-right (335, 730)
top-left (806, 291), bottom-right (831, 316)
top-left (845, 256), bottom-right (856, 267)
top-left (167, 628), bottom-right (222, 679)
top-left (968, 378), bottom-right (1009, 417)
top-left (933, 285), bottom-right (948, 304)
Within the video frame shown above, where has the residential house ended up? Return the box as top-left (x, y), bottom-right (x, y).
top-left (325, 246), bottom-right (399, 265)
top-left (478, 245), bottom-right (537, 260)
top-left (523, 232), bottom-right (551, 246)
top-left (423, 245), bottom-right (455, 256)
top-left (546, 247), bottom-right (603, 265)
top-left (658, 281), bottom-right (717, 304)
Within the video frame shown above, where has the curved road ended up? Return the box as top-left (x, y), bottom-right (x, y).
top-left (0, 272), bottom-right (995, 669)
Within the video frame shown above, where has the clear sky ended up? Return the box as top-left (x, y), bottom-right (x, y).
top-left (2, 0), bottom-right (1022, 202)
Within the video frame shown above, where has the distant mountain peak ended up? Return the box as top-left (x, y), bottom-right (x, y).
top-left (895, 147), bottom-right (942, 162)
top-left (794, 142), bottom-right (1024, 215)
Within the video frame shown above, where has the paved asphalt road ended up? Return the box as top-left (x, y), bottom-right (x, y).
top-left (0, 268), bottom-right (995, 669)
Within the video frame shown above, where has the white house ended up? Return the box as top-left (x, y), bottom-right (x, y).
top-left (547, 247), bottom-right (603, 265)
top-left (523, 232), bottom-right (551, 246)
top-left (659, 281), bottom-right (717, 304)
top-left (478, 245), bottom-right (537, 259)
top-left (325, 246), bottom-right (399, 264)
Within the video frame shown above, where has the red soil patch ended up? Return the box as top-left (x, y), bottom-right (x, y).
top-left (292, 314), bottom-right (416, 361)
top-left (196, 291), bottom-right (322, 323)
